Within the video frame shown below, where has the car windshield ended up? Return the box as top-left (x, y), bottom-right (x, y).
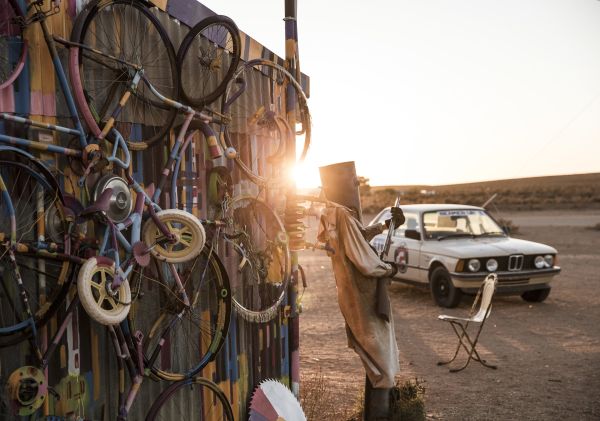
top-left (422, 209), bottom-right (505, 240)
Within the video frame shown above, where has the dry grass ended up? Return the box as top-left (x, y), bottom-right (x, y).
top-left (300, 367), bottom-right (354, 421)
top-left (346, 378), bottom-right (426, 421)
top-left (301, 370), bottom-right (426, 421)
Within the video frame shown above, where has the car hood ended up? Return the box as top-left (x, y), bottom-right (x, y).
top-left (424, 236), bottom-right (558, 258)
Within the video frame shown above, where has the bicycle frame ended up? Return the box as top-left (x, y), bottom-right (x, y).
top-left (1, 279), bottom-right (141, 419)
top-left (0, 3), bottom-right (243, 419)
top-left (0, 2), bottom-right (224, 187)
top-left (0, 3), bottom-right (87, 151)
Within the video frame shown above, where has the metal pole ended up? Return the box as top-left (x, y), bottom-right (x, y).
top-left (284, 0), bottom-right (301, 398)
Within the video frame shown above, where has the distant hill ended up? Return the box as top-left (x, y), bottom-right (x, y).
top-left (361, 173), bottom-right (600, 212)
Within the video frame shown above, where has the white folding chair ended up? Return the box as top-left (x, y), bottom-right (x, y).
top-left (437, 274), bottom-right (498, 372)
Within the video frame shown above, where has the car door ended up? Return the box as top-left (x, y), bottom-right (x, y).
top-left (387, 212), bottom-right (422, 283)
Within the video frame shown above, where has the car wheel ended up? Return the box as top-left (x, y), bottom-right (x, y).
top-left (521, 288), bottom-right (551, 303)
top-left (430, 267), bottom-right (462, 308)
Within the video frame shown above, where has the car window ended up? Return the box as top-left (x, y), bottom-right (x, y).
top-left (393, 212), bottom-right (418, 238)
top-left (423, 209), bottom-right (505, 240)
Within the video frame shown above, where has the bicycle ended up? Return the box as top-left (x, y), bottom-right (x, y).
top-left (1, 0), bottom-right (241, 367)
top-left (0, 145), bottom-right (232, 418)
top-left (220, 58), bottom-right (311, 186)
top-left (190, 165), bottom-right (292, 323)
top-left (70, 0), bottom-right (241, 148)
top-left (0, 266), bottom-right (232, 420)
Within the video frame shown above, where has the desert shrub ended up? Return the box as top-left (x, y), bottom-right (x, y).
top-left (300, 367), bottom-right (340, 421)
top-left (390, 378), bottom-right (426, 421)
top-left (345, 378), bottom-right (426, 421)
top-left (344, 391), bottom-right (365, 421)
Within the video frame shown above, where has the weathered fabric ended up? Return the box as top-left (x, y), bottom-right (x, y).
top-left (318, 202), bottom-right (400, 388)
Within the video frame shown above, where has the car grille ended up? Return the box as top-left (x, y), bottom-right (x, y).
top-left (469, 255), bottom-right (542, 271)
top-left (508, 254), bottom-right (524, 271)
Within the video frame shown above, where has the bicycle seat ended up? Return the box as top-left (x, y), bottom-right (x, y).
top-left (79, 187), bottom-right (113, 219)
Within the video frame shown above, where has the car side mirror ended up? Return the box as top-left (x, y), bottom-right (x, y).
top-left (502, 225), bottom-right (511, 235)
top-left (405, 229), bottom-right (421, 240)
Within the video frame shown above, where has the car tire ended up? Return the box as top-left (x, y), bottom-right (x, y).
top-left (521, 288), bottom-right (551, 303)
top-left (430, 267), bottom-right (462, 308)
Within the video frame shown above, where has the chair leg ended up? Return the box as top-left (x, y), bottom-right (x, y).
top-left (464, 324), bottom-right (497, 370)
top-left (437, 321), bottom-right (464, 366)
top-left (449, 322), bottom-right (497, 372)
top-left (448, 324), bottom-right (475, 372)
top-left (440, 321), bottom-right (497, 372)
top-left (438, 321), bottom-right (474, 366)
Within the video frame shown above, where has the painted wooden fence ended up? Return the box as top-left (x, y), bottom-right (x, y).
top-left (0, 0), bottom-right (304, 419)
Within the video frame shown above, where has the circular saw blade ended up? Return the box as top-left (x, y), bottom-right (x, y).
top-left (249, 379), bottom-right (306, 421)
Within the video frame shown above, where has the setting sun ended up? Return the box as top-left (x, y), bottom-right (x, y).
top-left (292, 161), bottom-right (321, 189)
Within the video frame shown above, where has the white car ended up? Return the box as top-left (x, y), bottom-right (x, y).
top-left (369, 204), bottom-right (561, 308)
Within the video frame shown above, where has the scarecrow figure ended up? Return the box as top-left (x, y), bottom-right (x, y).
top-left (317, 162), bottom-right (404, 421)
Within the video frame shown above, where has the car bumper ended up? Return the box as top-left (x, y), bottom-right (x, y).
top-left (449, 267), bottom-right (561, 293)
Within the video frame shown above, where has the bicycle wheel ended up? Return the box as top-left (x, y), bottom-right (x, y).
top-left (127, 247), bottom-right (231, 381)
top-left (221, 195), bottom-right (290, 323)
top-left (0, 0), bottom-right (27, 90)
top-left (69, 0), bottom-right (178, 147)
top-left (177, 15), bottom-right (240, 107)
top-left (145, 376), bottom-right (233, 420)
top-left (77, 257), bottom-right (131, 325)
top-left (221, 59), bottom-right (311, 185)
top-left (141, 209), bottom-right (206, 264)
top-left (0, 156), bottom-right (72, 344)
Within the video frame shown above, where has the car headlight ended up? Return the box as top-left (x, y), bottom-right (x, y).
top-left (544, 255), bottom-right (554, 267)
top-left (468, 259), bottom-right (481, 272)
top-left (486, 258), bottom-right (498, 272)
top-left (534, 256), bottom-right (546, 269)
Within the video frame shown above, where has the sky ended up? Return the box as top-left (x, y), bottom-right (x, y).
top-left (200, 0), bottom-right (600, 187)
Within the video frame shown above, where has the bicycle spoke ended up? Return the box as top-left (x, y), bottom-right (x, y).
top-left (177, 15), bottom-right (240, 106)
top-left (74, 0), bottom-right (178, 145)
top-left (0, 157), bottom-right (71, 338)
top-left (129, 248), bottom-right (230, 378)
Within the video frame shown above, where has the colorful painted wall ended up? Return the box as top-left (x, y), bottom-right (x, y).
top-left (0, 0), bottom-right (303, 419)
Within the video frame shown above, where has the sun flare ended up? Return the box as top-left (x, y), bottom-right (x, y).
top-left (292, 161), bottom-right (321, 189)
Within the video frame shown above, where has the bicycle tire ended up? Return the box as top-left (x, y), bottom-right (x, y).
top-left (221, 59), bottom-right (311, 185)
top-left (69, 0), bottom-right (178, 147)
top-left (177, 15), bottom-right (241, 107)
top-left (221, 195), bottom-right (290, 323)
top-left (145, 376), bottom-right (234, 420)
top-left (0, 157), bottom-right (72, 344)
top-left (141, 208), bottom-right (206, 264)
top-left (127, 247), bottom-right (231, 381)
top-left (0, 0), bottom-right (27, 90)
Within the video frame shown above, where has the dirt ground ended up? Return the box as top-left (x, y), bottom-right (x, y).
top-left (298, 209), bottom-right (600, 420)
